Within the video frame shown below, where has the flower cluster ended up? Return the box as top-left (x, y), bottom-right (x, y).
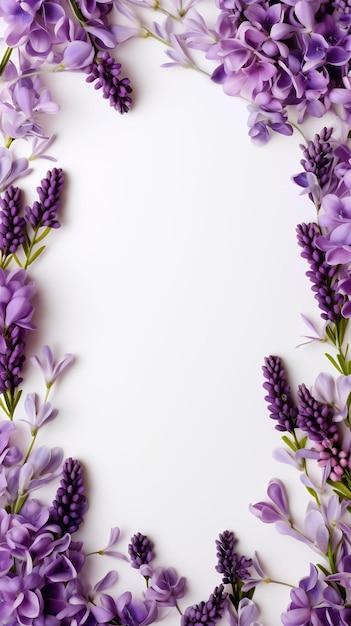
top-left (0, 0), bottom-right (132, 193)
top-left (8, 0), bottom-right (351, 625)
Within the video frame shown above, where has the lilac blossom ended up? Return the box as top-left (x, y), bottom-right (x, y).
top-left (91, 590), bottom-right (158, 625)
top-left (250, 478), bottom-right (292, 525)
top-left (145, 567), bottom-right (186, 606)
top-left (23, 392), bottom-right (58, 434)
top-left (0, 148), bottom-right (30, 192)
top-left (281, 564), bottom-right (344, 626)
top-left (225, 597), bottom-right (262, 626)
top-left (312, 372), bottom-right (351, 422)
top-left (30, 344), bottom-right (74, 389)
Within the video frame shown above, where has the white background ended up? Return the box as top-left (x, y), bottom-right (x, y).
top-left (15, 33), bottom-right (339, 625)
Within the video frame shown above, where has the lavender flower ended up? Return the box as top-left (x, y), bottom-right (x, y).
top-left (296, 222), bottom-right (345, 323)
top-left (25, 168), bottom-right (64, 230)
top-left (181, 584), bottom-right (228, 626)
top-left (293, 128), bottom-right (336, 206)
top-left (215, 531), bottom-right (252, 587)
top-left (296, 384), bottom-right (351, 481)
top-left (262, 355), bottom-right (298, 432)
top-left (297, 384), bottom-right (338, 445)
top-left (128, 532), bottom-right (154, 569)
top-left (50, 458), bottom-right (87, 534)
top-left (86, 51), bottom-right (132, 114)
top-left (0, 185), bottom-right (26, 258)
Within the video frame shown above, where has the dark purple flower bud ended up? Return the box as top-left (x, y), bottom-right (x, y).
top-left (25, 168), bottom-right (64, 230)
top-left (0, 324), bottom-right (27, 394)
top-left (86, 50), bottom-right (132, 114)
top-left (0, 185), bottom-right (26, 257)
top-left (128, 532), bottom-right (154, 569)
top-left (181, 585), bottom-right (227, 626)
top-left (262, 355), bottom-right (298, 432)
top-left (297, 383), bottom-right (338, 444)
top-left (215, 530), bottom-right (252, 587)
top-left (298, 127), bottom-right (335, 197)
top-left (50, 458), bottom-right (87, 534)
top-left (296, 222), bottom-right (345, 322)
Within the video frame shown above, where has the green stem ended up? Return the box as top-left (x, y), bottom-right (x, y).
top-left (0, 47), bottom-right (13, 77)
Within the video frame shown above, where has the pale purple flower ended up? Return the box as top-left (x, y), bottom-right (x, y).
top-left (316, 222), bottom-right (351, 265)
top-left (30, 345), bottom-right (74, 389)
top-left (312, 372), bottom-right (351, 422)
top-left (0, 148), bottom-right (30, 192)
top-left (23, 392), bottom-right (58, 434)
top-left (91, 590), bottom-right (158, 625)
top-left (225, 597), bottom-right (262, 626)
top-left (281, 564), bottom-right (343, 626)
top-left (99, 527), bottom-right (129, 560)
top-left (250, 478), bottom-right (291, 524)
top-left (319, 194), bottom-right (351, 230)
top-left (145, 567), bottom-right (186, 606)
top-left (62, 41), bottom-right (95, 70)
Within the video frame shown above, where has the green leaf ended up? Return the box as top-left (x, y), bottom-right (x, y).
top-left (35, 226), bottom-right (52, 243)
top-left (325, 323), bottom-right (337, 345)
top-left (324, 352), bottom-right (344, 374)
top-left (281, 435), bottom-right (298, 451)
top-left (27, 245), bottom-right (46, 266)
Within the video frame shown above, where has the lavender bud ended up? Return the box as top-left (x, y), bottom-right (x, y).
top-left (128, 532), bottom-right (154, 568)
top-left (50, 458), bottom-right (87, 534)
top-left (262, 355), bottom-right (298, 432)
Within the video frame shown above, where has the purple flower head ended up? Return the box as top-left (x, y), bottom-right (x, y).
top-left (50, 457), bottom-right (87, 534)
top-left (262, 355), bottom-right (298, 432)
top-left (297, 383), bottom-right (338, 444)
top-left (215, 530), bottom-right (252, 588)
top-left (25, 167), bottom-right (64, 230)
top-left (296, 222), bottom-right (345, 322)
top-left (145, 566), bottom-right (186, 606)
top-left (128, 532), bottom-right (154, 569)
top-left (86, 51), bottom-right (132, 113)
top-left (292, 128), bottom-right (336, 207)
top-left (296, 383), bottom-right (350, 480)
top-left (181, 584), bottom-right (228, 626)
top-left (0, 185), bottom-right (26, 258)
top-left (30, 345), bottom-right (74, 389)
